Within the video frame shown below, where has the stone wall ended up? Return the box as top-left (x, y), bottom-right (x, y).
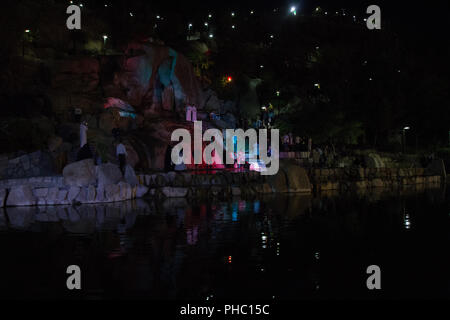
top-left (0, 151), bottom-right (55, 179)
top-left (136, 163), bottom-right (312, 199)
top-left (310, 167), bottom-right (442, 193)
top-left (0, 159), bottom-right (148, 207)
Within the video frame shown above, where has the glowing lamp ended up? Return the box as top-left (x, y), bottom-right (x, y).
top-left (227, 76), bottom-right (232, 83)
top-left (25, 29), bottom-right (30, 33)
top-left (403, 126), bottom-right (410, 130)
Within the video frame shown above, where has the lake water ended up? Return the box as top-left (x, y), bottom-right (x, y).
top-left (0, 187), bottom-right (449, 300)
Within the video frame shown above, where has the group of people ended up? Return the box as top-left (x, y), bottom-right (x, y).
top-left (77, 120), bottom-right (128, 174)
top-left (282, 134), bottom-right (312, 153)
top-left (254, 104), bottom-right (275, 129)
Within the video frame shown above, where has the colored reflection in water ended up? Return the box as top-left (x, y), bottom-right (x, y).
top-left (0, 187), bottom-right (448, 300)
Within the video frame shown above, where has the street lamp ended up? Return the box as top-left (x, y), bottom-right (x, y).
top-left (23, 29), bottom-right (30, 57)
top-left (290, 6), bottom-right (297, 15)
top-left (102, 35), bottom-right (108, 54)
top-left (402, 126), bottom-right (410, 153)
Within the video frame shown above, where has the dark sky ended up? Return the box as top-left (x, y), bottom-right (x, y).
top-left (151, 0), bottom-right (448, 37)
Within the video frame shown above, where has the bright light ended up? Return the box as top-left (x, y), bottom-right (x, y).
top-left (290, 6), bottom-right (296, 13)
top-left (231, 12), bottom-right (235, 17)
top-left (208, 14), bottom-right (212, 18)
top-left (204, 22), bottom-right (208, 27)
top-left (260, 65), bottom-right (264, 68)
top-left (129, 12), bottom-right (133, 17)
top-left (404, 126), bottom-right (410, 130)
top-left (250, 10), bottom-right (254, 14)
top-left (156, 15), bottom-right (160, 19)
top-left (270, 34), bottom-right (274, 39)
top-left (103, 35), bottom-right (108, 41)
top-left (231, 25), bottom-right (235, 29)
top-left (227, 76), bottom-right (232, 82)
top-left (276, 91), bottom-right (280, 96)
top-left (209, 33), bottom-right (214, 38)
top-left (25, 29), bottom-right (30, 33)
top-left (79, 3), bottom-right (83, 7)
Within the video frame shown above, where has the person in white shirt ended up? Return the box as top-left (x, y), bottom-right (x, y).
top-left (80, 121), bottom-right (88, 148)
top-left (116, 140), bottom-right (127, 174)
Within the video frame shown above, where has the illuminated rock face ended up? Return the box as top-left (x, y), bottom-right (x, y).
top-left (114, 43), bottom-right (205, 113)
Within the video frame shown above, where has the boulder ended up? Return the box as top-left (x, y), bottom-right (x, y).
top-left (118, 182), bottom-right (132, 201)
top-left (97, 163), bottom-right (123, 186)
top-left (63, 159), bottom-right (96, 187)
top-left (33, 188), bottom-right (49, 198)
top-left (124, 164), bottom-right (138, 187)
top-left (6, 185), bottom-right (36, 206)
top-left (364, 153), bottom-right (385, 168)
top-left (282, 164), bottom-right (312, 193)
top-left (136, 185), bottom-right (149, 198)
top-left (105, 184), bottom-right (120, 202)
top-left (68, 186), bottom-right (81, 202)
top-left (268, 170), bottom-right (289, 193)
top-left (161, 187), bottom-right (188, 198)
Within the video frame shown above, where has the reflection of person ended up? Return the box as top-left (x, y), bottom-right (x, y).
top-left (116, 140), bottom-right (127, 174)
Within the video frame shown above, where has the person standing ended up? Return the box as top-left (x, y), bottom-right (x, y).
top-left (80, 120), bottom-right (88, 148)
top-left (116, 140), bottom-right (127, 174)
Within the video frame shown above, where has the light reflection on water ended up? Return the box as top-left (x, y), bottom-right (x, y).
top-left (0, 187), bottom-right (449, 300)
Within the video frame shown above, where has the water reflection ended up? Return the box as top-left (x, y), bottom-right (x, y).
top-left (0, 186), bottom-right (448, 300)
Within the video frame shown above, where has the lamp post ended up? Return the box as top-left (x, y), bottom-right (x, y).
top-left (23, 29), bottom-right (30, 57)
top-left (402, 126), bottom-right (410, 153)
top-left (102, 35), bottom-right (108, 54)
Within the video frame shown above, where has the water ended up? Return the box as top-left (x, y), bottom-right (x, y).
top-left (0, 187), bottom-right (449, 300)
